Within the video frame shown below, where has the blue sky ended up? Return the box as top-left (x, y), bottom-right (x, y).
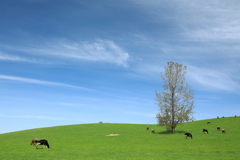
top-left (1, 0), bottom-right (240, 134)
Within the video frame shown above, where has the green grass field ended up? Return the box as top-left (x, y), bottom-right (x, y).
top-left (0, 117), bottom-right (239, 160)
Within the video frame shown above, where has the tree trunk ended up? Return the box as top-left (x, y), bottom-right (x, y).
top-left (171, 87), bottom-right (175, 132)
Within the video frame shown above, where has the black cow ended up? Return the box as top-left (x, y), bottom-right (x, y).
top-left (202, 129), bottom-right (209, 134)
top-left (222, 129), bottom-right (226, 133)
top-left (184, 133), bottom-right (192, 139)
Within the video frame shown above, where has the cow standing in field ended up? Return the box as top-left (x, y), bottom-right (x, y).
top-left (151, 129), bottom-right (155, 134)
top-left (146, 127), bottom-right (150, 130)
top-left (202, 129), bottom-right (209, 134)
top-left (30, 138), bottom-right (50, 149)
top-left (222, 129), bottom-right (226, 133)
top-left (184, 133), bottom-right (192, 139)
top-left (217, 126), bottom-right (221, 131)
top-left (207, 121), bottom-right (211, 124)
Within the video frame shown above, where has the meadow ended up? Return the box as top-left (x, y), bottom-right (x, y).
top-left (0, 117), bottom-right (239, 160)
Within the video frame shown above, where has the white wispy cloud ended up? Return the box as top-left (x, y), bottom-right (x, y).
top-left (0, 53), bottom-right (53, 64)
top-left (187, 66), bottom-right (240, 92)
top-left (130, 62), bottom-right (163, 79)
top-left (126, 0), bottom-right (240, 93)
top-left (176, 2), bottom-right (240, 43)
top-left (5, 39), bottom-right (129, 67)
top-left (130, 0), bottom-right (240, 42)
top-left (49, 39), bottom-right (129, 66)
top-left (0, 39), bottom-right (129, 66)
top-left (0, 75), bottom-right (92, 91)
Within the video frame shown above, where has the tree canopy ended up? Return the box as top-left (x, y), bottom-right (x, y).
top-left (156, 62), bottom-right (194, 132)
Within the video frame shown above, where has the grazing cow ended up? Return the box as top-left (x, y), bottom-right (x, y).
top-left (202, 129), bottom-right (209, 134)
top-left (146, 126), bottom-right (150, 130)
top-left (222, 129), bottom-right (226, 133)
top-left (151, 129), bottom-right (155, 134)
top-left (217, 126), bottom-right (221, 131)
top-left (30, 138), bottom-right (50, 149)
top-left (207, 121), bottom-right (211, 124)
top-left (184, 133), bottom-right (192, 139)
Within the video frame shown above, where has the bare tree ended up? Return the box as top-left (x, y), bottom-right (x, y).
top-left (156, 62), bottom-right (194, 132)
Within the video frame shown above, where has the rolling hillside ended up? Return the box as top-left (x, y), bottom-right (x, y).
top-left (0, 117), bottom-right (239, 160)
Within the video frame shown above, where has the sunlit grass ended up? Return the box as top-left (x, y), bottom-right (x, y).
top-left (0, 117), bottom-right (239, 159)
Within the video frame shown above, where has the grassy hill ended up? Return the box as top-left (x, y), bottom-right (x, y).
top-left (0, 117), bottom-right (239, 160)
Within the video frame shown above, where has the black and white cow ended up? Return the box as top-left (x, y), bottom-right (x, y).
top-left (184, 133), bottom-right (192, 139)
top-left (30, 138), bottom-right (50, 149)
top-left (202, 129), bottom-right (209, 134)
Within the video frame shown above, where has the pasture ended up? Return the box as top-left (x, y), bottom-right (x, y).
top-left (0, 117), bottom-right (239, 160)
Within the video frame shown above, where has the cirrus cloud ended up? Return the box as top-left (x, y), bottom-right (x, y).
top-left (0, 39), bottom-right (130, 67)
top-left (0, 75), bottom-right (91, 91)
top-left (60, 39), bottom-right (129, 66)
